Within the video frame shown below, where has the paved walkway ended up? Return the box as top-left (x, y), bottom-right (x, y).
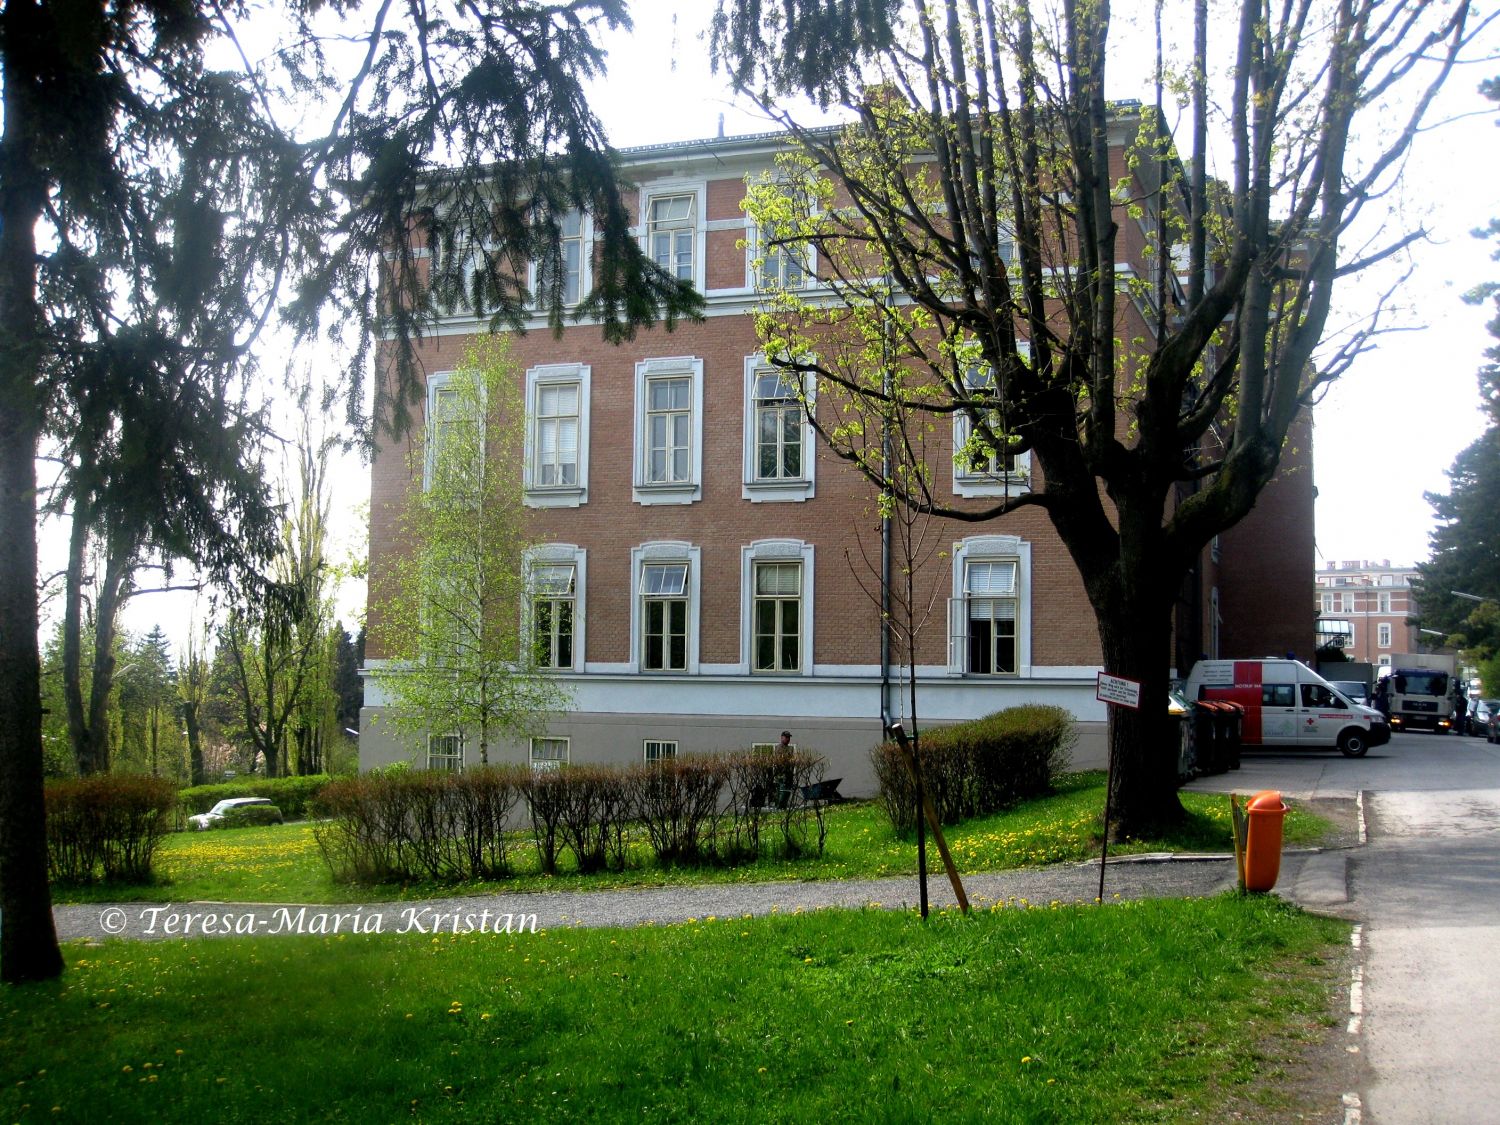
top-left (53, 846), bottom-right (1351, 943)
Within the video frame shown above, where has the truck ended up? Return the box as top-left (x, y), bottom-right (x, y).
top-left (1184, 658), bottom-right (1389, 758)
top-left (1380, 653), bottom-right (1464, 734)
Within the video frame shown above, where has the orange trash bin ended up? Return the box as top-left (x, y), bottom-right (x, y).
top-left (1243, 790), bottom-right (1287, 892)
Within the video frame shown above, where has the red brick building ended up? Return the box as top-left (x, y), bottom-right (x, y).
top-left (1314, 560), bottom-right (1421, 669)
top-left (360, 120), bottom-right (1316, 792)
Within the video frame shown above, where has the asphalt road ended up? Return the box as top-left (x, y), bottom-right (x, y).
top-left (1187, 729), bottom-right (1500, 1124)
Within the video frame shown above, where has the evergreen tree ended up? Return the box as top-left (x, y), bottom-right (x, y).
top-left (2, 0), bottom-right (702, 982)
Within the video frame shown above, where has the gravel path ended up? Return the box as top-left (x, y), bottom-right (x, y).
top-left (52, 852), bottom-right (1272, 943)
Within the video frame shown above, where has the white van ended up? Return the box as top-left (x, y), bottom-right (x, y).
top-left (1184, 659), bottom-right (1390, 758)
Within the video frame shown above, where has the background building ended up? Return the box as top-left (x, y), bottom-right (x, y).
top-left (1314, 559), bottom-right (1421, 669)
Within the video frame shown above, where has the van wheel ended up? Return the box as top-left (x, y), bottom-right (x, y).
top-left (1338, 730), bottom-right (1369, 758)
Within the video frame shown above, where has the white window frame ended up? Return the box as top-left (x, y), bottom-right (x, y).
top-left (1379, 592), bottom-right (1392, 614)
top-left (633, 356), bottom-right (704, 505)
top-left (427, 733), bottom-right (465, 771)
top-left (947, 535), bottom-right (1032, 677)
top-left (524, 363), bottom-right (590, 508)
top-left (1321, 593), bottom-right (1335, 613)
top-left (630, 542), bottom-right (702, 675)
top-left (739, 540), bottom-right (815, 675)
top-left (529, 209), bottom-right (589, 307)
top-left (748, 217), bottom-right (813, 291)
top-left (644, 739), bottom-right (678, 764)
top-left (529, 736), bottom-right (569, 772)
top-left (524, 544), bottom-right (586, 672)
top-left (424, 371), bottom-right (469, 492)
top-left (952, 351), bottom-right (1032, 499)
top-left (641, 183), bottom-right (706, 290)
top-left (1378, 622), bottom-right (1393, 649)
top-left (742, 357), bottom-right (816, 501)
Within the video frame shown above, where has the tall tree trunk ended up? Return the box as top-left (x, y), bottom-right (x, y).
top-left (0, 0), bottom-right (64, 982)
top-left (183, 698), bottom-right (204, 787)
top-left (1096, 581), bottom-right (1187, 838)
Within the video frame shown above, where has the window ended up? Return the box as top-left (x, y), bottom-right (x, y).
top-left (424, 372), bottom-right (479, 493)
top-left (1263, 685), bottom-right (1295, 707)
top-left (740, 540), bottom-right (814, 675)
top-left (531, 564), bottom-right (575, 670)
top-left (1378, 622), bottom-right (1392, 648)
top-left (530, 737), bottom-right (569, 772)
top-left (646, 376), bottom-right (692, 483)
top-left (631, 543), bottom-right (701, 674)
top-left (964, 561), bottom-right (1018, 675)
top-left (648, 194), bottom-right (695, 281)
top-left (524, 363), bottom-right (590, 508)
top-left (742, 359), bottom-right (815, 501)
top-left (640, 563), bottom-right (688, 672)
top-left (753, 218), bottom-right (808, 289)
top-left (948, 536), bottom-right (1031, 676)
top-left (1321, 593), bottom-right (1335, 613)
top-left (952, 360), bottom-right (1029, 498)
top-left (752, 562), bottom-right (803, 672)
top-left (427, 734), bottom-right (464, 771)
top-left (644, 740), bottom-right (678, 764)
top-left (532, 210), bottom-right (586, 305)
top-left (633, 358), bottom-right (704, 504)
top-left (1379, 592), bottom-right (1392, 613)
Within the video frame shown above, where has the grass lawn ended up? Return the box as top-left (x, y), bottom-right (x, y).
top-left (50, 772), bottom-right (1334, 906)
top-left (0, 897), bottom-right (1349, 1123)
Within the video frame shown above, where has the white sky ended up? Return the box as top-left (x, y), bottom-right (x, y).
top-left (595, 4), bottom-right (1500, 570)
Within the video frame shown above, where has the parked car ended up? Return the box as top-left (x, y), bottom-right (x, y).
top-left (1329, 680), bottom-right (1372, 707)
top-left (1469, 699), bottom-right (1499, 737)
top-left (188, 797), bottom-right (284, 831)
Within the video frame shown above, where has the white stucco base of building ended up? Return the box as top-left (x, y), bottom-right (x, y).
top-left (358, 664), bottom-right (1111, 797)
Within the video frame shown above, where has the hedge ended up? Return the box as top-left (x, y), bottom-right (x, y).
top-left (311, 749), bottom-right (829, 885)
top-left (46, 775), bottom-right (176, 884)
top-left (871, 705), bottom-right (1075, 832)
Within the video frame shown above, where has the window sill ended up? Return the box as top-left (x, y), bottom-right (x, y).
top-left (633, 480), bottom-right (701, 506)
top-left (953, 473), bottom-right (1031, 499)
top-left (524, 484), bottom-right (587, 509)
top-left (742, 477), bottom-right (814, 503)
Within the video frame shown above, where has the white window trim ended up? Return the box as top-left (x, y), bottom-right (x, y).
top-left (523, 362), bottom-right (590, 508)
top-left (423, 370), bottom-right (457, 491)
top-left (952, 346), bottom-right (1032, 499)
top-left (522, 544), bottom-right (587, 673)
top-left (947, 535), bottom-right (1032, 677)
top-left (529, 736), bottom-right (569, 772)
top-left (1378, 622), bottom-right (1392, 649)
top-left (527, 210), bottom-right (590, 308)
top-left (742, 357), bottom-right (816, 502)
top-left (644, 739), bottom-right (678, 764)
top-left (739, 539), bottom-right (815, 676)
top-left (633, 356), bottom-right (704, 505)
top-left (629, 541), bottom-right (702, 674)
top-left (746, 218), bottom-right (816, 292)
top-left (639, 181), bottom-right (707, 292)
top-left (426, 732), bottom-right (465, 771)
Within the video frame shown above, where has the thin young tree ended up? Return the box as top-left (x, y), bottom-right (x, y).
top-left (715, 0), bottom-right (1483, 834)
top-left (370, 337), bottom-right (568, 768)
